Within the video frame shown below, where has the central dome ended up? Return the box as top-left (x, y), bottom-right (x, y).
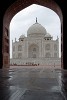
top-left (27, 18), bottom-right (47, 37)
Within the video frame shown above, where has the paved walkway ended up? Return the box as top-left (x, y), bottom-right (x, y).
top-left (0, 67), bottom-right (67, 100)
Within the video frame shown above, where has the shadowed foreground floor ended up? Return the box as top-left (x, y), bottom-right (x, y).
top-left (0, 67), bottom-right (67, 100)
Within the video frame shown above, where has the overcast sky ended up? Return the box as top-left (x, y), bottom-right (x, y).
top-left (9, 4), bottom-right (61, 58)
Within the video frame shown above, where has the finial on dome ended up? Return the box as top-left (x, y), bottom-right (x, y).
top-left (36, 17), bottom-right (37, 23)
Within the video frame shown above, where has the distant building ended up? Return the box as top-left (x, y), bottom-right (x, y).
top-left (10, 18), bottom-right (61, 68)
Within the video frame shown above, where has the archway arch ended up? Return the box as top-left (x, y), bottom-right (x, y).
top-left (3, 0), bottom-right (63, 68)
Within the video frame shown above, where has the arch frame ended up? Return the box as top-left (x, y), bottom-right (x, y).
top-left (3, 0), bottom-right (63, 68)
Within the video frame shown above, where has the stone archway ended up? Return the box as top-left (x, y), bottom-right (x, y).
top-left (3, 0), bottom-right (63, 68)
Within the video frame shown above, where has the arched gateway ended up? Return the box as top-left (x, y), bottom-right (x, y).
top-left (28, 44), bottom-right (39, 58)
top-left (2, 0), bottom-right (63, 68)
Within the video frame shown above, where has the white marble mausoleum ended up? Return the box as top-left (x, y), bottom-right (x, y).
top-left (10, 18), bottom-right (61, 68)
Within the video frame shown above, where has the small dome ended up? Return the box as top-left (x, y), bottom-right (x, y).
top-left (19, 35), bottom-right (25, 39)
top-left (27, 18), bottom-right (47, 37)
top-left (45, 33), bottom-right (51, 37)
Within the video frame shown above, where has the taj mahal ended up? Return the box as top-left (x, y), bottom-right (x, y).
top-left (10, 18), bottom-right (61, 68)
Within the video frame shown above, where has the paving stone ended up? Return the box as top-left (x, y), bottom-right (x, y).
top-left (0, 68), bottom-right (67, 100)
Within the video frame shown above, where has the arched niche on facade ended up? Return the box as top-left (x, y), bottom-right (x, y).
top-left (28, 44), bottom-right (39, 58)
top-left (3, 0), bottom-right (63, 68)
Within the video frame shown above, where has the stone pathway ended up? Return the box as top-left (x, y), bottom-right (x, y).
top-left (0, 67), bottom-right (67, 100)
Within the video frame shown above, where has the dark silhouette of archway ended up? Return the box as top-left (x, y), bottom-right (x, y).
top-left (0, 0), bottom-right (64, 68)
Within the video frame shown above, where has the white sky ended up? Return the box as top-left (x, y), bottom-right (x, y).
top-left (9, 4), bottom-right (61, 58)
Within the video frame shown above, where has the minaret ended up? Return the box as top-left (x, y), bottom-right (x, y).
top-left (12, 40), bottom-right (13, 59)
top-left (15, 38), bottom-right (16, 42)
top-left (57, 36), bottom-right (59, 41)
top-left (57, 36), bottom-right (58, 39)
top-left (12, 40), bottom-right (13, 43)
